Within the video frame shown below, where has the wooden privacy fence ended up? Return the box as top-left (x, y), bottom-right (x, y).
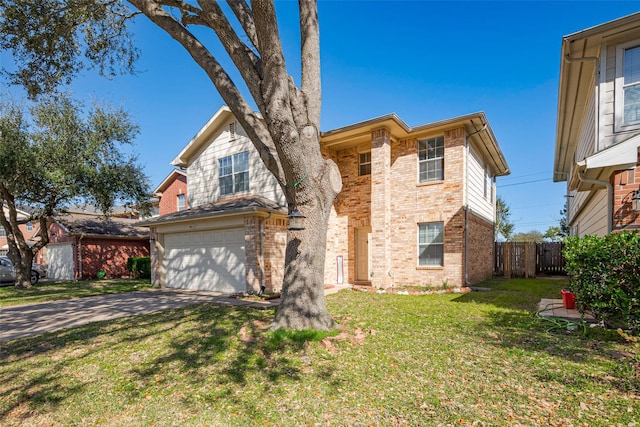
top-left (494, 242), bottom-right (566, 278)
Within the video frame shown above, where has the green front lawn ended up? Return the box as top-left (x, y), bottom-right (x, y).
top-left (0, 279), bottom-right (153, 307)
top-left (1, 278), bottom-right (638, 426)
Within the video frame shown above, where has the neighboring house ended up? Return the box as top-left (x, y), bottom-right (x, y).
top-left (47, 211), bottom-right (150, 281)
top-left (152, 169), bottom-right (188, 216)
top-left (142, 106), bottom-right (509, 293)
top-left (555, 12), bottom-right (640, 236)
top-left (1, 206), bottom-right (45, 264)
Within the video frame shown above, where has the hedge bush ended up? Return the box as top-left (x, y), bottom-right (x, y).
top-left (127, 257), bottom-right (151, 279)
top-left (564, 231), bottom-right (640, 333)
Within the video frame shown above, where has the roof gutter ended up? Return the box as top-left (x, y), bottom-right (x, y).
top-left (138, 205), bottom-right (286, 228)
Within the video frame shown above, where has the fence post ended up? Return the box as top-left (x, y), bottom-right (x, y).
top-left (504, 242), bottom-right (511, 279)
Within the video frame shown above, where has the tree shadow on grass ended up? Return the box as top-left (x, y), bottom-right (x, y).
top-left (0, 302), bottom-right (305, 424)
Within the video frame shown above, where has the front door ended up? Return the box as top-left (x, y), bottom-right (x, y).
top-left (355, 227), bottom-right (371, 282)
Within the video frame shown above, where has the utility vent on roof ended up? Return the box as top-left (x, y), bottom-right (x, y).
top-left (229, 122), bottom-right (236, 141)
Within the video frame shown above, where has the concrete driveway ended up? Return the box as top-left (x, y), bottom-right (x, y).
top-left (0, 288), bottom-right (278, 342)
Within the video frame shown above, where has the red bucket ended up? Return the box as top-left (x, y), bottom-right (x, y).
top-left (561, 289), bottom-right (576, 309)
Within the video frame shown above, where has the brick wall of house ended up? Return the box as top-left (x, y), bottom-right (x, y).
top-left (613, 166), bottom-right (639, 231)
top-left (377, 127), bottom-right (466, 288)
top-left (324, 147), bottom-right (371, 285)
top-left (244, 216), bottom-right (287, 293)
top-left (80, 238), bottom-right (150, 279)
top-left (244, 217), bottom-right (260, 292)
top-left (159, 174), bottom-right (188, 215)
top-left (466, 210), bottom-right (495, 284)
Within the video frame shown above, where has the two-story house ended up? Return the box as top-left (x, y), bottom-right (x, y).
top-left (141, 106), bottom-right (509, 293)
top-left (555, 12), bottom-right (640, 236)
top-left (151, 169), bottom-right (188, 216)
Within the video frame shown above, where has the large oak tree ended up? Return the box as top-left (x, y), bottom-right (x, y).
top-left (1, 0), bottom-right (341, 329)
top-left (0, 94), bottom-right (150, 287)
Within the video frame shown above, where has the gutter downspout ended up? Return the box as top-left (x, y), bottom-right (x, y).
top-left (464, 135), bottom-right (470, 286)
top-left (77, 233), bottom-right (84, 280)
top-left (258, 212), bottom-right (272, 295)
top-left (463, 122), bottom-right (486, 286)
top-left (577, 170), bottom-right (613, 233)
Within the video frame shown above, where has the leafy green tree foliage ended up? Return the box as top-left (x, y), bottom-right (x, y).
top-left (564, 232), bottom-right (640, 333)
top-left (0, 94), bottom-right (150, 287)
top-left (511, 230), bottom-right (545, 243)
top-left (495, 196), bottom-right (514, 241)
top-left (545, 202), bottom-right (569, 241)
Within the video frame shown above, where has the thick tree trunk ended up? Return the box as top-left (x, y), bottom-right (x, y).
top-left (12, 250), bottom-right (34, 288)
top-left (270, 187), bottom-right (336, 331)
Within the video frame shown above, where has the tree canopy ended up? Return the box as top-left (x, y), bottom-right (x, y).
top-left (495, 196), bottom-right (514, 241)
top-left (0, 93), bottom-right (150, 287)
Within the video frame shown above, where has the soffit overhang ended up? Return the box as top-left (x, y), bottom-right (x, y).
top-left (555, 12), bottom-right (640, 183)
top-left (568, 134), bottom-right (640, 191)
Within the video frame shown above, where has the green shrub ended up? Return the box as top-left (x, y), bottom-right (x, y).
top-left (564, 231), bottom-right (640, 333)
top-left (127, 257), bottom-right (151, 279)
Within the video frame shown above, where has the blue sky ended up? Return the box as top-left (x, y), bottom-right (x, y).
top-left (4, 1), bottom-right (640, 234)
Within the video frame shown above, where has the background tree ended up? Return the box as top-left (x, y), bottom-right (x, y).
top-left (0, 0), bottom-right (340, 329)
top-left (0, 94), bottom-right (150, 287)
top-left (511, 230), bottom-right (545, 243)
top-left (495, 196), bottom-right (514, 241)
top-left (544, 202), bottom-right (569, 242)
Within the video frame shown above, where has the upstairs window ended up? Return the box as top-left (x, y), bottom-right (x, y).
top-left (26, 222), bottom-right (33, 232)
top-left (219, 151), bottom-right (249, 196)
top-left (0, 227), bottom-right (5, 237)
top-left (177, 194), bottom-right (186, 211)
top-left (359, 152), bottom-right (371, 176)
top-left (418, 136), bottom-right (444, 182)
top-left (623, 46), bottom-right (640, 124)
top-left (418, 222), bottom-right (444, 266)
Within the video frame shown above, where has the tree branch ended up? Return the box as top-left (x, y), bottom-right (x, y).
top-left (227, 0), bottom-right (259, 50)
top-left (299, 0), bottom-right (321, 126)
top-left (128, 0), bottom-right (285, 186)
top-left (196, 0), bottom-right (265, 112)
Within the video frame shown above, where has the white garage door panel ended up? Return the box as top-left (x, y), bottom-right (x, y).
top-left (164, 228), bottom-right (245, 293)
top-left (48, 243), bottom-right (75, 281)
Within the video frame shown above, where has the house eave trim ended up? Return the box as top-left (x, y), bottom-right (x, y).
top-left (138, 206), bottom-right (287, 227)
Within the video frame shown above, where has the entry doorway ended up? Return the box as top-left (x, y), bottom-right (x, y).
top-left (355, 227), bottom-right (371, 282)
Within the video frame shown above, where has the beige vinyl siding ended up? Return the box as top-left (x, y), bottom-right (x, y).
top-left (187, 119), bottom-right (285, 207)
top-left (466, 145), bottom-right (494, 223)
top-left (577, 88), bottom-right (597, 161)
top-left (601, 41), bottom-right (640, 147)
top-left (573, 189), bottom-right (608, 237)
top-left (568, 89), bottom-right (597, 226)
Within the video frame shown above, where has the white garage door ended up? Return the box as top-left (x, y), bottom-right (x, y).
top-left (164, 228), bottom-right (246, 293)
top-left (48, 243), bottom-right (75, 281)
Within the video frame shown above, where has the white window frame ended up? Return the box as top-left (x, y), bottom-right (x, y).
top-left (177, 194), bottom-right (186, 211)
top-left (418, 136), bottom-right (445, 183)
top-left (359, 151), bottom-right (371, 176)
top-left (418, 222), bottom-right (444, 267)
top-left (218, 151), bottom-right (250, 196)
top-left (0, 227), bottom-right (5, 237)
top-left (26, 222), bottom-right (33, 232)
top-left (615, 41), bottom-right (640, 132)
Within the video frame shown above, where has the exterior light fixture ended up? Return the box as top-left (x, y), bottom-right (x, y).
top-left (632, 190), bottom-right (640, 212)
top-left (287, 208), bottom-right (305, 231)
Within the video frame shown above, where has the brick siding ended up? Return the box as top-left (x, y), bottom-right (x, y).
top-left (612, 166), bottom-right (639, 231)
top-left (79, 238), bottom-right (149, 279)
top-left (158, 174), bottom-right (188, 215)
